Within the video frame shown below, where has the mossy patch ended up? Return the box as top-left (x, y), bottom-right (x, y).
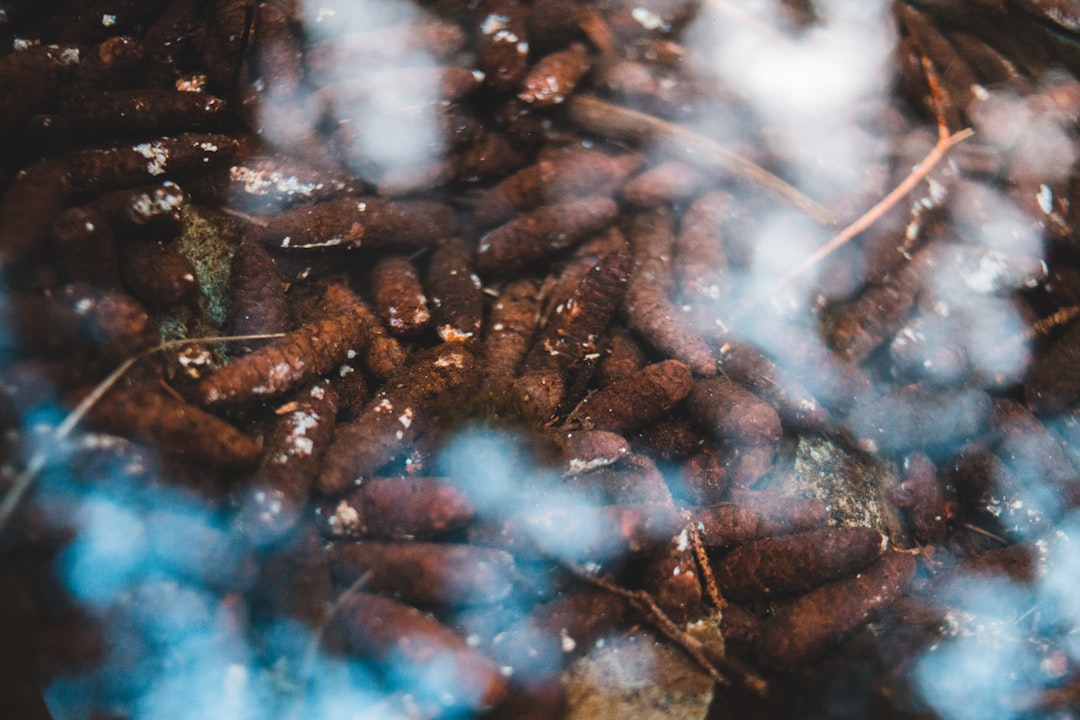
top-left (177, 204), bottom-right (236, 331)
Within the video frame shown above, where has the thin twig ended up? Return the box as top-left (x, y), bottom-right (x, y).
top-left (1013, 602), bottom-right (1039, 627)
top-left (561, 560), bottom-right (767, 696)
top-left (1026, 305), bottom-right (1080, 340)
top-left (961, 522), bottom-right (1009, 545)
top-left (685, 515), bottom-right (725, 610)
top-left (774, 127), bottom-right (972, 287)
top-left (220, 206), bottom-right (270, 227)
top-left (0, 333), bottom-right (285, 535)
top-left (565, 95), bottom-right (835, 226)
top-left (773, 46), bottom-right (974, 288)
top-left (990, 305), bottom-right (1080, 365)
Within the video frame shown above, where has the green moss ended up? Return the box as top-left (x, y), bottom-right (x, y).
top-left (176, 205), bottom-right (236, 331)
top-left (148, 204), bottom-right (240, 362)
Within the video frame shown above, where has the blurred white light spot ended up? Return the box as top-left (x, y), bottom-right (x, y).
top-left (632, 7), bottom-right (668, 31)
top-left (481, 13), bottom-right (508, 35)
top-left (1036, 184), bottom-right (1054, 215)
top-left (133, 142), bottom-right (169, 175)
top-left (328, 500), bottom-right (360, 536)
top-left (560, 628), bottom-right (577, 653)
top-left (223, 663), bottom-right (249, 697)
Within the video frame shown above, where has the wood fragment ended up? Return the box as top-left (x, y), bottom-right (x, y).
top-left (563, 450), bottom-right (673, 505)
top-left (197, 284), bottom-right (370, 407)
top-left (67, 133), bottom-right (239, 192)
top-left (328, 542), bottom-right (516, 607)
top-left (475, 0), bottom-right (530, 92)
top-left (191, 156), bottom-right (351, 211)
top-left (565, 359), bottom-right (692, 434)
top-left (675, 190), bottom-right (730, 314)
top-left (549, 428), bottom-right (631, 477)
top-left (0, 159), bottom-right (71, 272)
top-left (95, 180), bottom-right (189, 235)
top-left (714, 527), bottom-right (886, 602)
top-left (472, 145), bottom-right (640, 228)
top-left (87, 384), bottom-right (260, 470)
top-left (715, 341), bottom-right (829, 430)
top-left (476, 197), bottom-right (618, 276)
top-left (756, 552), bottom-right (917, 670)
top-left (317, 476), bottom-right (475, 540)
top-left (120, 240), bottom-right (200, 308)
top-left (228, 237), bottom-right (286, 351)
top-left (0, 333), bottom-right (285, 534)
top-left (596, 324), bottom-right (646, 388)
top-left (335, 592), bottom-right (509, 711)
top-left (58, 89), bottom-right (226, 139)
top-left (675, 449), bottom-right (729, 506)
top-left (519, 42), bottom-right (591, 106)
top-left (428, 237), bottom-right (484, 343)
top-left (522, 241), bottom-right (630, 378)
top-left (84, 291), bottom-right (156, 364)
top-left (623, 207), bottom-right (716, 376)
top-left (631, 416), bottom-right (706, 461)
top-left (51, 205), bottom-right (121, 287)
top-left (827, 243), bottom-right (938, 363)
top-left (775, 39), bottom-right (974, 287)
top-left (371, 255), bottom-right (430, 336)
top-left (1025, 316), bottom-right (1080, 414)
top-left (483, 278), bottom-right (542, 386)
top-left (254, 196), bottom-right (455, 250)
top-left (317, 344), bottom-right (480, 495)
top-left (508, 369), bottom-right (566, 424)
top-left (235, 380), bottom-right (340, 545)
top-left (320, 285), bottom-right (407, 382)
top-left (642, 530), bottom-right (702, 622)
top-left (888, 452), bottom-right (947, 545)
top-left (688, 492), bottom-right (829, 548)
top-left (621, 161), bottom-right (712, 208)
top-left (685, 375), bottom-right (781, 484)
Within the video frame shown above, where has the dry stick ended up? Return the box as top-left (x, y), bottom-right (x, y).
top-left (1013, 603), bottom-right (1039, 627)
top-left (220, 206), bottom-right (270, 228)
top-left (0, 333), bottom-right (286, 535)
top-left (560, 560), bottom-right (768, 696)
top-left (1025, 305), bottom-right (1080, 340)
top-left (773, 50), bottom-right (973, 288)
top-left (685, 512), bottom-right (725, 610)
top-left (989, 306), bottom-right (1080, 368)
top-left (961, 522), bottom-right (1009, 545)
top-left (774, 127), bottom-right (973, 287)
top-left (565, 95), bottom-right (835, 226)
top-left (693, 528), bottom-right (725, 610)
